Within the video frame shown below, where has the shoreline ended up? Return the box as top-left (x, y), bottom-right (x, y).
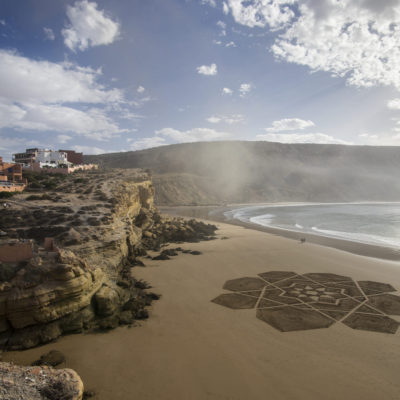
top-left (160, 204), bottom-right (400, 261)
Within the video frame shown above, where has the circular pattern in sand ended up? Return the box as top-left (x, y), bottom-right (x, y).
top-left (212, 271), bottom-right (400, 333)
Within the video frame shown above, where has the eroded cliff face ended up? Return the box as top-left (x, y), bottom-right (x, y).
top-left (0, 170), bottom-right (161, 350)
top-left (0, 249), bottom-right (109, 349)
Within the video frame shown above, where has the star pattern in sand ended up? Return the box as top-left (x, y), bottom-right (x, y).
top-left (211, 271), bottom-right (400, 333)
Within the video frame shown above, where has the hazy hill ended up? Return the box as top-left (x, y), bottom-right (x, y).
top-left (85, 141), bottom-right (400, 205)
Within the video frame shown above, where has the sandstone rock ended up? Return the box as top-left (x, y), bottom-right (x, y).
top-left (64, 228), bottom-right (82, 245)
top-left (0, 170), bottom-right (215, 350)
top-left (97, 315), bottom-right (120, 330)
top-left (94, 286), bottom-right (120, 317)
top-left (119, 310), bottom-right (134, 325)
top-left (60, 306), bottom-right (95, 333)
top-left (0, 361), bottom-right (84, 400)
top-left (4, 265), bottom-right (104, 330)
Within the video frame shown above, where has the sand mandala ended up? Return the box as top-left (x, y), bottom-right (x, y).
top-left (211, 271), bottom-right (400, 333)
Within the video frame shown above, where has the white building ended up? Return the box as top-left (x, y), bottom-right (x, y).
top-left (35, 149), bottom-right (69, 167)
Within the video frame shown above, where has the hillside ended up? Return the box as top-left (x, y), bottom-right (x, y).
top-left (85, 141), bottom-right (400, 205)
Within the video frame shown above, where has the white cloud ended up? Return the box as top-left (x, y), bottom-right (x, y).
top-left (225, 0), bottom-right (400, 91)
top-left (62, 0), bottom-right (120, 52)
top-left (0, 136), bottom-right (40, 152)
top-left (265, 118), bottom-right (315, 132)
top-left (207, 114), bottom-right (244, 124)
top-left (1, 103), bottom-right (122, 140)
top-left (128, 136), bottom-right (166, 151)
top-left (387, 98), bottom-right (400, 110)
top-left (217, 20), bottom-right (226, 29)
top-left (201, 0), bottom-right (217, 7)
top-left (0, 102), bottom-right (27, 127)
top-left (222, 87), bottom-right (233, 95)
top-left (0, 19), bottom-right (5, 26)
top-left (358, 132), bottom-right (400, 146)
top-left (43, 27), bottom-right (55, 41)
top-left (155, 127), bottom-right (231, 142)
top-left (0, 49), bottom-right (125, 139)
top-left (137, 85), bottom-right (145, 94)
top-left (0, 50), bottom-right (122, 104)
top-left (257, 132), bottom-right (352, 145)
top-left (217, 20), bottom-right (227, 36)
top-left (358, 133), bottom-right (378, 139)
top-left (72, 145), bottom-right (106, 155)
top-left (224, 0), bottom-right (295, 30)
top-left (226, 41), bottom-right (236, 47)
top-left (239, 83), bottom-right (252, 96)
top-left (207, 116), bottom-right (221, 124)
top-left (130, 96), bottom-right (153, 108)
top-left (223, 2), bottom-right (229, 15)
top-left (57, 134), bottom-right (72, 144)
top-left (213, 40), bottom-right (223, 45)
top-left (197, 63), bottom-right (218, 76)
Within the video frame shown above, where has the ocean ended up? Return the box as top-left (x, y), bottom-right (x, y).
top-left (224, 203), bottom-right (400, 250)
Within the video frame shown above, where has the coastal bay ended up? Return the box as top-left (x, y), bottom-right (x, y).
top-left (161, 205), bottom-right (400, 261)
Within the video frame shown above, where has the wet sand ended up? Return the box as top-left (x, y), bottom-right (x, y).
top-left (4, 221), bottom-right (400, 400)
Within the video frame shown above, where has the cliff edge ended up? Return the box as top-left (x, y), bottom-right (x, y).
top-left (0, 168), bottom-right (217, 350)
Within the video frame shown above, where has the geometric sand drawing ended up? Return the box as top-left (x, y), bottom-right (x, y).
top-left (211, 271), bottom-right (400, 333)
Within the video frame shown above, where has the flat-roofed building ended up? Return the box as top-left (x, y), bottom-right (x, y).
top-left (59, 150), bottom-right (83, 165)
top-left (13, 148), bottom-right (69, 167)
top-left (12, 148), bottom-right (38, 166)
top-left (0, 157), bottom-right (23, 182)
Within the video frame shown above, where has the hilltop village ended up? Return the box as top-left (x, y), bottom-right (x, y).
top-left (1, 148), bottom-right (97, 193)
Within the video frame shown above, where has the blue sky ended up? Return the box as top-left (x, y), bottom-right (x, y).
top-left (1, 0), bottom-right (400, 160)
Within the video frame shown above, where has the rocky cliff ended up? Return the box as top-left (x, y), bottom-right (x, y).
top-left (0, 169), bottom-right (217, 350)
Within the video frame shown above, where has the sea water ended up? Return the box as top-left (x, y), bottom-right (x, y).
top-left (224, 203), bottom-right (400, 249)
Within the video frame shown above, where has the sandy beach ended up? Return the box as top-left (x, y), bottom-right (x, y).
top-left (3, 220), bottom-right (400, 400)
top-left (160, 205), bottom-right (400, 261)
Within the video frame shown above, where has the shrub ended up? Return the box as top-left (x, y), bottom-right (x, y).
top-left (0, 192), bottom-right (15, 199)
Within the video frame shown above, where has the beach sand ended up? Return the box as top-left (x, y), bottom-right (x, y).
top-left (3, 221), bottom-right (400, 400)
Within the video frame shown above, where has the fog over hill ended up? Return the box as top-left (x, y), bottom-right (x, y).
top-left (85, 141), bottom-right (400, 205)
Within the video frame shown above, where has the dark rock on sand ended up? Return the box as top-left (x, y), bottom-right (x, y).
top-left (32, 350), bottom-right (66, 367)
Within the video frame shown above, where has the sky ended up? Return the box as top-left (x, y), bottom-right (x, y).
top-left (1, 0), bottom-right (400, 160)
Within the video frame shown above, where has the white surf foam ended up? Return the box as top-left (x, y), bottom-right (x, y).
top-left (311, 227), bottom-right (400, 249)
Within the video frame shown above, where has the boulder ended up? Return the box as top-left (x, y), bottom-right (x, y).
top-left (0, 362), bottom-right (84, 400)
top-left (32, 350), bottom-right (66, 367)
top-left (94, 286), bottom-right (120, 317)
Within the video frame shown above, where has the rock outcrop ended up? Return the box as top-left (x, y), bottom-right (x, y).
top-left (0, 249), bottom-right (106, 349)
top-left (0, 361), bottom-right (84, 400)
top-left (0, 169), bottom-right (217, 350)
